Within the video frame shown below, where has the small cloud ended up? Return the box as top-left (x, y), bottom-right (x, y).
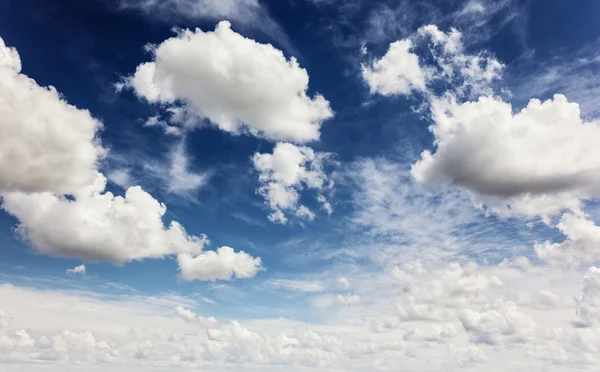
top-left (107, 168), bottom-right (131, 189)
top-left (265, 279), bottom-right (324, 292)
top-left (337, 277), bottom-right (351, 289)
top-left (66, 264), bottom-right (86, 276)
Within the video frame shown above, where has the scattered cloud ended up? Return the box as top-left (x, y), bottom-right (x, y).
top-left (253, 142), bottom-right (334, 224)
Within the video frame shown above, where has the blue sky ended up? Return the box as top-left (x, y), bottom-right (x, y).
top-left (2, 0), bottom-right (600, 371)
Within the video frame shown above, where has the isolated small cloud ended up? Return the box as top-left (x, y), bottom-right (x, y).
top-left (337, 277), bottom-right (351, 289)
top-left (66, 264), bottom-right (86, 275)
top-left (178, 246), bottom-right (263, 282)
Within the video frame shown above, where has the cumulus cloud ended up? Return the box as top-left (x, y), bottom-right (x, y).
top-left (177, 246), bottom-right (263, 282)
top-left (362, 39), bottom-right (429, 96)
top-left (535, 213), bottom-right (600, 267)
top-left (122, 21), bottom-right (333, 143)
top-left (460, 299), bottom-right (539, 345)
top-left (2, 174), bottom-right (208, 264)
top-left (252, 142), bottom-right (334, 224)
top-left (0, 37), bottom-right (105, 195)
top-left (66, 264), bottom-right (86, 275)
top-left (412, 94), bottom-right (600, 219)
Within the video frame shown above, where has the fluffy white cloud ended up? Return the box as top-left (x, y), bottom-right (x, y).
top-left (177, 246), bottom-right (263, 282)
top-left (2, 174), bottom-right (207, 264)
top-left (362, 39), bottom-right (429, 96)
top-left (252, 142), bottom-right (333, 224)
top-left (0, 37), bottom-right (105, 194)
top-left (536, 213), bottom-right (600, 267)
top-left (412, 94), bottom-right (600, 219)
top-left (174, 306), bottom-right (218, 327)
top-left (66, 264), bottom-right (86, 275)
top-left (122, 21), bottom-right (333, 143)
top-left (460, 299), bottom-right (539, 345)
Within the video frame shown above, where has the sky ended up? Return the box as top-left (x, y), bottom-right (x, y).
top-left (1, 0), bottom-right (600, 370)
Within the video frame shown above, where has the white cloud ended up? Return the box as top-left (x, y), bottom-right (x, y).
top-left (574, 267), bottom-right (600, 328)
top-left (362, 39), bottom-right (429, 96)
top-left (122, 21), bottom-right (333, 143)
top-left (66, 264), bottom-right (86, 276)
top-left (337, 277), bottom-right (351, 289)
top-left (174, 305), bottom-right (217, 327)
top-left (265, 279), bottom-right (324, 292)
top-left (460, 299), bottom-right (540, 346)
top-left (412, 94), bottom-right (600, 219)
top-left (164, 141), bottom-right (209, 196)
top-left (107, 168), bottom-right (131, 189)
top-left (336, 293), bottom-right (360, 306)
top-left (1, 174), bottom-right (208, 264)
top-left (252, 142), bottom-right (333, 224)
top-left (0, 37), bottom-right (105, 195)
top-left (177, 246), bottom-right (263, 282)
top-left (536, 213), bottom-right (600, 267)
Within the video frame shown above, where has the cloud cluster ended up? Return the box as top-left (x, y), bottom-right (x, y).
top-left (0, 37), bottom-right (260, 281)
top-left (252, 142), bottom-right (333, 224)
top-left (122, 21), bottom-right (333, 143)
